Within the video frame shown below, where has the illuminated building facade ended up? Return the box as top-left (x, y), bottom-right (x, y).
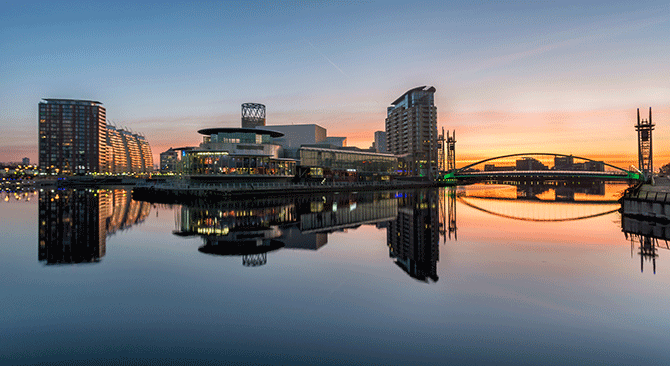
top-left (385, 86), bottom-right (438, 178)
top-left (299, 146), bottom-right (397, 181)
top-left (106, 125), bottom-right (153, 174)
top-left (39, 99), bottom-right (107, 174)
top-left (182, 127), bottom-right (296, 180)
top-left (39, 98), bottom-right (153, 175)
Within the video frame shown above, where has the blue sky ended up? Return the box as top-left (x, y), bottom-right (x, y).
top-left (1, 1), bottom-right (669, 166)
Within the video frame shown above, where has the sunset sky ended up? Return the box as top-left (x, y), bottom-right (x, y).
top-left (1, 1), bottom-right (668, 169)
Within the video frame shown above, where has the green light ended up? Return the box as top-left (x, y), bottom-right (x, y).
top-left (627, 171), bottom-right (641, 180)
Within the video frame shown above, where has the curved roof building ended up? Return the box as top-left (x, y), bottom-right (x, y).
top-left (182, 127), bottom-right (296, 179)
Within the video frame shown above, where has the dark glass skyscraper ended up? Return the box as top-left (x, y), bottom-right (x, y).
top-left (38, 99), bottom-right (107, 174)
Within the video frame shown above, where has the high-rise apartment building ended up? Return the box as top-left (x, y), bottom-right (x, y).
top-left (39, 98), bottom-right (153, 175)
top-left (39, 99), bottom-right (107, 174)
top-left (106, 125), bottom-right (154, 174)
top-left (385, 86), bottom-right (437, 177)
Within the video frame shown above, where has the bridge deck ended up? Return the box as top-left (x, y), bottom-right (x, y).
top-left (456, 170), bottom-right (630, 179)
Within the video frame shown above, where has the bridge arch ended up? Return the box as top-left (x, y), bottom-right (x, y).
top-left (456, 153), bottom-right (629, 174)
top-left (458, 196), bottom-right (621, 222)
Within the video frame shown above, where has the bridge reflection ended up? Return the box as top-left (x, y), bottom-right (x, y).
top-left (38, 189), bottom-right (151, 265)
top-left (455, 183), bottom-right (622, 223)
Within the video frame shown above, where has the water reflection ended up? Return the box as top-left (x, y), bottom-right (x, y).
top-left (1, 185), bottom-right (37, 202)
top-left (172, 190), bottom-right (442, 282)
top-left (38, 189), bottom-right (150, 265)
top-left (457, 183), bottom-right (622, 222)
top-left (174, 192), bottom-right (401, 268)
top-left (453, 183), bottom-right (670, 275)
top-left (35, 183), bottom-right (634, 279)
top-left (515, 180), bottom-right (606, 201)
top-left (465, 181), bottom-right (618, 202)
top-left (388, 190), bottom-right (440, 282)
top-left (622, 215), bottom-right (670, 274)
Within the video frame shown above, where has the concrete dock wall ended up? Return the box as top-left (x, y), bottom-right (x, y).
top-left (132, 180), bottom-right (443, 204)
top-left (621, 183), bottom-right (670, 221)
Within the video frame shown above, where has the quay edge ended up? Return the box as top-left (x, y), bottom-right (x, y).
top-left (621, 177), bottom-right (670, 221)
top-left (132, 180), bottom-right (449, 204)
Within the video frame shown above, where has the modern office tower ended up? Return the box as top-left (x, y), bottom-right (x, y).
top-left (39, 99), bottom-right (107, 174)
top-left (160, 148), bottom-right (179, 173)
top-left (22, 157), bottom-right (30, 166)
top-left (241, 103), bottom-right (266, 128)
top-left (106, 125), bottom-right (154, 174)
top-left (385, 86), bottom-right (438, 177)
top-left (374, 131), bottom-right (387, 153)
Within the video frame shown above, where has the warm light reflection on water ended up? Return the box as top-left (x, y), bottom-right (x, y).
top-left (1, 183), bottom-right (669, 365)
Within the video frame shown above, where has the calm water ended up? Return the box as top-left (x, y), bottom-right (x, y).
top-left (1, 183), bottom-right (670, 365)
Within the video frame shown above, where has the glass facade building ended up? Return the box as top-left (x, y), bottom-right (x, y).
top-left (182, 128), bottom-right (296, 179)
top-left (299, 147), bottom-right (397, 181)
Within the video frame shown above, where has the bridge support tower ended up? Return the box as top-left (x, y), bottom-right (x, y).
top-left (446, 130), bottom-right (456, 173)
top-left (437, 127), bottom-right (445, 173)
top-left (636, 108), bottom-right (654, 180)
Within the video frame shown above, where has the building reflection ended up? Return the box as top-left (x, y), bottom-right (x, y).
top-left (176, 198), bottom-right (296, 266)
top-left (38, 189), bottom-right (150, 265)
top-left (622, 215), bottom-right (670, 274)
top-left (387, 190), bottom-right (439, 283)
top-left (515, 181), bottom-right (606, 201)
top-left (174, 192), bottom-right (400, 267)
